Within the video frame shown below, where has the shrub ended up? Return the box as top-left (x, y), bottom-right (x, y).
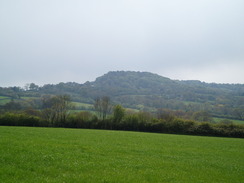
top-left (0, 112), bottom-right (41, 127)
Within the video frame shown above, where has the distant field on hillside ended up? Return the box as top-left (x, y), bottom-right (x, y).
top-left (20, 97), bottom-right (38, 100)
top-left (213, 117), bottom-right (244, 124)
top-left (0, 127), bottom-right (243, 183)
top-left (0, 96), bottom-right (11, 105)
top-left (0, 96), bottom-right (9, 99)
top-left (72, 102), bottom-right (93, 108)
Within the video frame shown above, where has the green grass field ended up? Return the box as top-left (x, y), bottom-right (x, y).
top-left (72, 102), bottom-right (93, 108)
top-left (0, 99), bottom-right (11, 105)
top-left (0, 127), bottom-right (243, 183)
top-left (0, 96), bottom-right (11, 105)
top-left (0, 96), bottom-right (9, 99)
top-left (213, 117), bottom-right (244, 125)
top-left (20, 97), bottom-right (39, 100)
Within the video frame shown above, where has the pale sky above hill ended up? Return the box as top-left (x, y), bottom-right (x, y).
top-left (0, 0), bottom-right (244, 87)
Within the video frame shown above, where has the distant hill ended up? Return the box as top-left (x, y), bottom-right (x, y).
top-left (0, 71), bottom-right (244, 120)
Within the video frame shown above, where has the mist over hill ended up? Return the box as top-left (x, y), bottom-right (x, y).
top-left (0, 71), bottom-right (244, 120)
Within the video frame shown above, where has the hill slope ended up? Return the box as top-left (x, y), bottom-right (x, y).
top-left (0, 71), bottom-right (244, 119)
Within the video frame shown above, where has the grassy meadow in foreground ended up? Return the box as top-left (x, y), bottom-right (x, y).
top-left (0, 126), bottom-right (243, 183)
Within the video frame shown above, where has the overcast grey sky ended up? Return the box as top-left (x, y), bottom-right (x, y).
top-left (1, 0), bottom-right (244, 87)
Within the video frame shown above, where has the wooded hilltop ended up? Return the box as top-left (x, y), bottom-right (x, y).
top-left (0, 71), bottom-right (243, 137)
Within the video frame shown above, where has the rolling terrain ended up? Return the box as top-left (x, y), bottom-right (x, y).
top-left (0, 71), bottom-right (244, 120)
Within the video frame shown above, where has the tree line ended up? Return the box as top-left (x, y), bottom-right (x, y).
top-left (1, 71), bottom-right (244, 121)
top-left (0, 95), bottom-right (243, 138)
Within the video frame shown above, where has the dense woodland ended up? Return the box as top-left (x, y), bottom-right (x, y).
top-left (0, 71), bottom-right (244, 137)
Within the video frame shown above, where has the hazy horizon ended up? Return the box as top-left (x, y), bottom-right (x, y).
top-left (1, 70), bottom-right (244, 88)
top-left (1, 0), bottom-right (244, 87)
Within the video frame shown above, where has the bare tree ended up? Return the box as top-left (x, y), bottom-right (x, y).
top-left (41, 95), bottom-right (72, 125)
top-left (94, 96), bottom-right (112, 120)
